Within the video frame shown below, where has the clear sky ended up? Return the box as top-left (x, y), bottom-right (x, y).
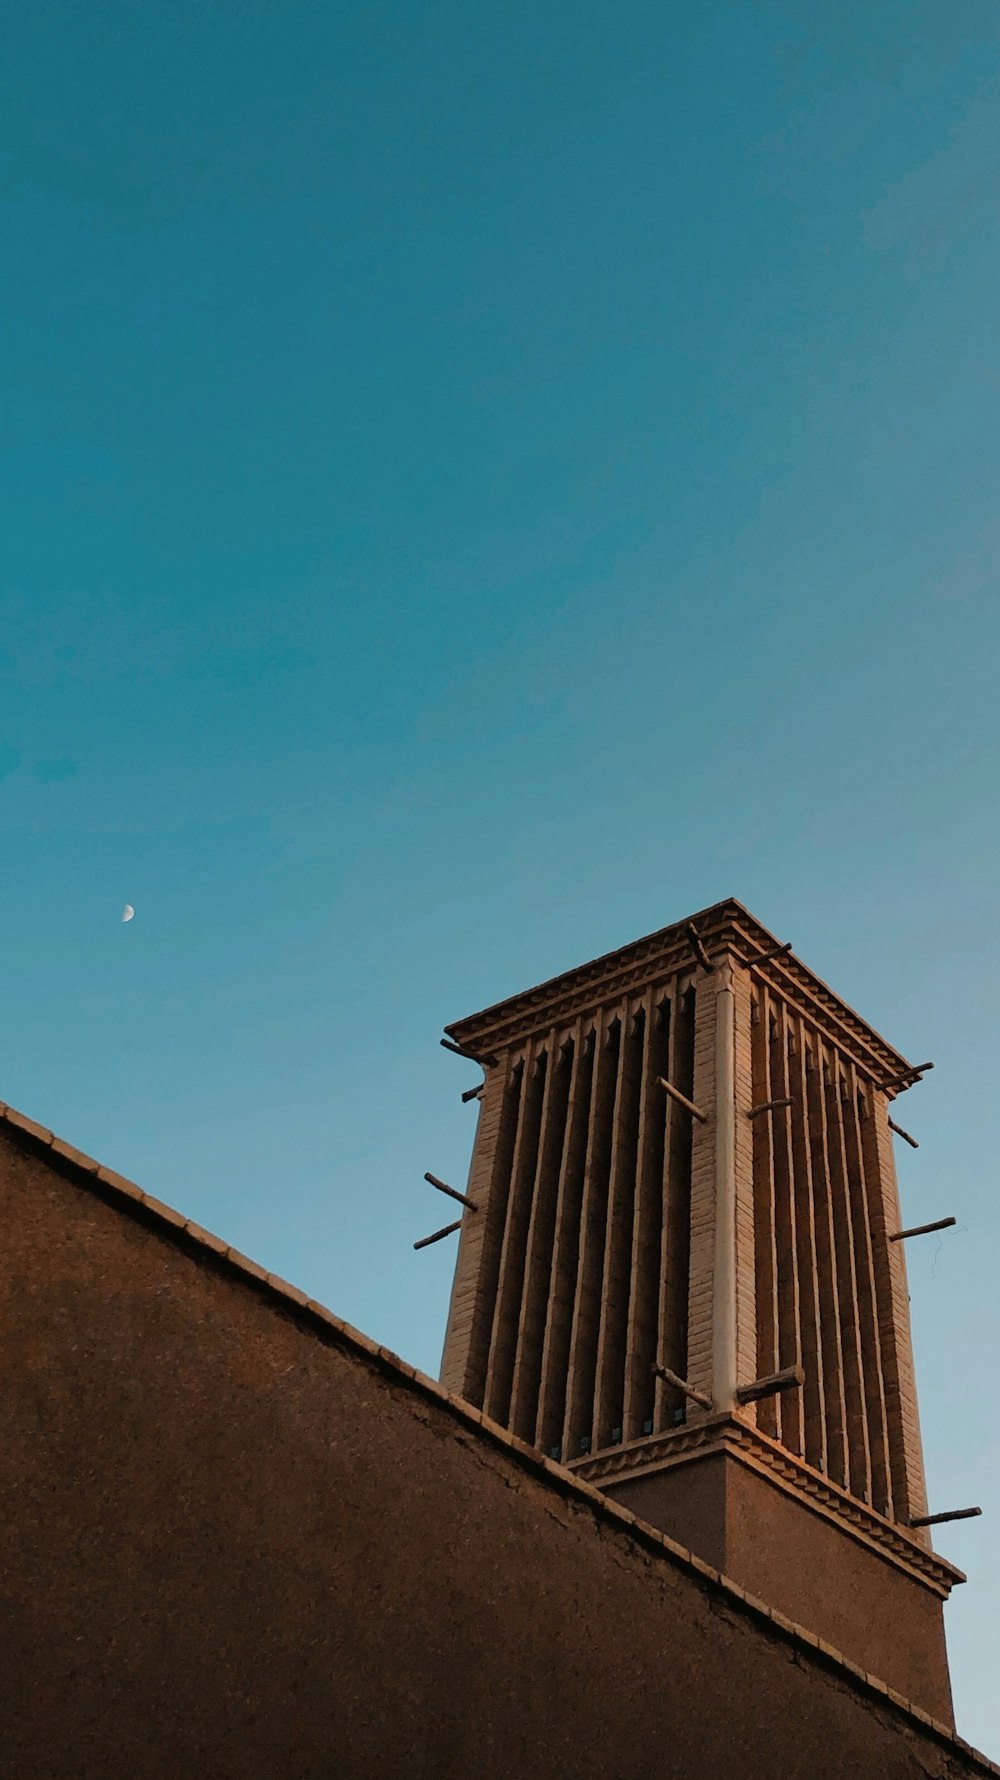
top-left (3, 0), bottom-right (999, 1752)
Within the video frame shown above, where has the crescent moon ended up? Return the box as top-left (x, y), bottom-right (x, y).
top-left (122, 904), bottom-right (135, 922)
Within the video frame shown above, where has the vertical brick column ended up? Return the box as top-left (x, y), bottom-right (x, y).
top-left (535, 1019), bottom-right (592, 1454)
top-left (712, 958), bottom-right (738, 1410)
top-left (863, 1092), bottom-right (931, 1537)
top-left (687, 956), bottom-right (755, 1413)
top-left (685, 972), bottom-right (718, 1407)
top-left (731, 958), bottom-right (758, 1403)
top-left (439, 1055), bottom-right (511, 1400)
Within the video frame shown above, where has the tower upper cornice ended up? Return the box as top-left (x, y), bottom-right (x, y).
top-left (446, 898), bottom-right (913, 1087)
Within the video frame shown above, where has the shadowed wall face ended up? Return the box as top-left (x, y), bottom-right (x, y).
top-left (603, 1451), bottom-right (953, 1724)
top-left (747, 984), bottom-right (926, 1526)
top-left (443, 974), bottom-right (696, 1461)
top-left (0, 1126), bottom-right (992, 1780)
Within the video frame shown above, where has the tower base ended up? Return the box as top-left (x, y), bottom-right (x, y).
top-left (569, 1412), bottom-right (962, 1728)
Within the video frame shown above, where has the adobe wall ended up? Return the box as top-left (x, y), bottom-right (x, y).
top-left (0, 1124), bottom-right (994, 1780)
top-left (603, 1449), bottom-right (953, 1722)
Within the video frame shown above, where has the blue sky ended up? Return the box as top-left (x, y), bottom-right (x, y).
top-left (3, 0), bottom-right (999, 1750)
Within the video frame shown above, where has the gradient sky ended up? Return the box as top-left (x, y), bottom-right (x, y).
top-left (3, 0), bottom-right (999, 1752)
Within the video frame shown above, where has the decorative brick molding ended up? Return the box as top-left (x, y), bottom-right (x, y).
top-left (567, 1412), bottom-right (965, 1598)
top-left (446, 900), bottom-right (911, 1087)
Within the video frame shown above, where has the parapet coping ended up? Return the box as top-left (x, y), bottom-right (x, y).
top-left (2, 1095), bottom-right (996, 1778)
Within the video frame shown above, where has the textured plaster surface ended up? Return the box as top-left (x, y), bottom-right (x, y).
top-left (1, 1120), bottom-right (996, 1780)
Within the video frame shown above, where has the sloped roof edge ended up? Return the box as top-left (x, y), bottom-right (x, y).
top-left (1, 1095), bottom-right (995, 1776)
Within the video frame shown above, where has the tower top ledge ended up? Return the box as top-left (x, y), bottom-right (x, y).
top-left (446, 898), bottom-right (913, 1086)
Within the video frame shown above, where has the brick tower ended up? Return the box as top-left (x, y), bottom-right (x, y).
top-left (439, 899), bottom-right (963, 1725)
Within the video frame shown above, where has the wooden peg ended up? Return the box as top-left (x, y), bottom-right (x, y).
top-left (685, 924), bottom-right (714, 971)
top-left (888, 1117), bottom-right (919, 1148)
top-left (652, 1362), bottom-right (713, 1410)
top-left (742, 941), bottom-right (793, 968)
top-left (908, 1507), bottom-right (981, 1528)
top-left (424, 1172), bottom-right (479, 1211)
top-left (735, 1363), bottom-right (805, 1405)
top-left (887, 1216), bottom-right (956, 1243)
top-left (747, 1097), bottom-right (793, 1119)
top-left (461, 1085), bottom-right (484, 1104)
top-left (441, 1037), bottom-right (497, 1066)
top-left (880, 1062), bottom-right (933, 1095)
top-left (413, 1218), bottom-right (463, 1250)
top-left (657, 1077), bottom-right (709, 1123)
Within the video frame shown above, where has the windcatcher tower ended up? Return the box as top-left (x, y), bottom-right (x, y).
top-left (439, 899), bottom-right (964, 1725)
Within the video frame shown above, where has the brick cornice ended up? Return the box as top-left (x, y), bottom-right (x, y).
top-left (568, 1412), bottom-right (965, 1598)
top-left (446, 900), bottom-right (911, 1086)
